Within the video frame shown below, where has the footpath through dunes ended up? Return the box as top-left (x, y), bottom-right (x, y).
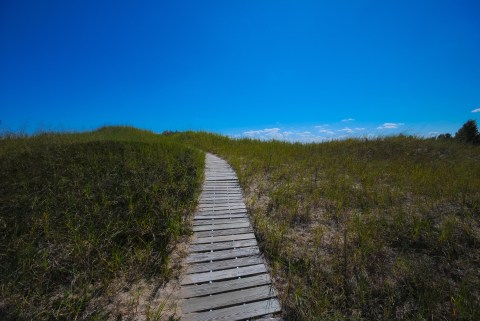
top-left (179, 153), bottom-right (282, 321)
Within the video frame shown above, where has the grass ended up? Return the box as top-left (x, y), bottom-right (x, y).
top-left (0, 127), bottom-right (204, 320)
top-left (2, 126), bottom-right (479, 320)
top-left (174, 132), bottom-right (480, 320)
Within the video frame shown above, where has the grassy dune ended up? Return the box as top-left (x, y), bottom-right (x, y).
top-left (0, 127), bottom-right (204, 320)
top-left (2, 127), bottom-right (478, 320)
top-left (175, 132), bottom-right (480, 320)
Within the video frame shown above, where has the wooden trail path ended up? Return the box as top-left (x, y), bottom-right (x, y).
top-left (180, 153), bottom-right (282, 321)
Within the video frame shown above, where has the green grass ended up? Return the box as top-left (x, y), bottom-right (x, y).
top-left (3, 127), bottom-right (479, 320)
top-left (0, 127), bottom-right (204, 320)
top-left (174, 132), bottom-right (480, 321)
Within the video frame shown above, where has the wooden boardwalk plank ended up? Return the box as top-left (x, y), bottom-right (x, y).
top-left (195, 214), bottom-right (248, 220)
top-left (193, 218), bottom-right (249, 226)
top-left (200, 195), bottom-right (243, 199)
top-left (186, 246), bottom-right (259, 263)
top-left (199, 199), bottom-right (244, 203)
top-left (192, 221), bottom-right (250, 231)
top-left (197, 207), bottom-right (247, 211)
top-left (199, 205), bottom-right (246, 210)
top-left (200, 194), bottom-right (243, 198)
top-left (180, 274), bottom-right (271, 298)
top-left (182, 298), bottom-right (281, 321)
top-left (200, 196), bottom-right (244, 199)
top-left (201, 192), bottom-right (242, 195)
top-left (182, 284), bottom-right (277, 313)
top-left (195, 227), bottom-right (252, 238)
top-left (198, 207), bottom-right (247, 212)
top-left (195, 210), bottom-right (248, 216)
top-left (199, 201), bottom-right (244, 205)
top-left (192, 233), bottom-right (256, 244)
top-left (189, 238), bottom-right (257, 252)
top-left (187, 255), bottom-right (264, 274)
top-left (199, 198), bottom-right (243, 201)
top-left (181, 264), bottom-right (266, 285)
top-left (204, 182), bottom-right (238, 185)
top-left (195, 211), bottom-right (248, 220)
top-left (200, 199), bottom-right (244, 203)
top-left (200, 196), bottom-right (243, 199)
top-left (195, 214), bottom-right (248, 219)
top-left (197, 202), bottom-right (245, 205)
top-left (200, 202), bottom-right (245, 206)
top-left (199, 204), bottom-right (246, 207)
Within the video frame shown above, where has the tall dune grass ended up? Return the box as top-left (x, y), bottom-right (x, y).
top-left (174, 132), bottom-right (480, 320)
top-left (0, 127), bottom-right (204, 320)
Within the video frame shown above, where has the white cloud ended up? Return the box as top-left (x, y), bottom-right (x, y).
top-left (472, 108), bottom-right (480, 113)
top-left (243, 128), bottom-right (280, 136)
top-left (318, 129), bottom-right (335, 135)
top-left (296, 131), bottom-right (314, 138)
top-left (338, 127), bottom-right (354, 133)
top-left (377, 122), bottom-right (405, 130)
top-left (341, 118), bottom-right (355, 122)
top-left (237, 121), bottom-right (414, 142)
top-left (315, 124), bottom-right (367, 135)
top-left (243, 128), bottom-right (283, 140)
top-left (337, 127), bottom-right (366, 134)
top-left (315, 124), bottom-right (335, 135)
top-left (242, 128), bottom-right (324, 142)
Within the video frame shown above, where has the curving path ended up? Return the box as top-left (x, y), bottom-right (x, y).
top-left (179, 153), bottom-right (282, 321)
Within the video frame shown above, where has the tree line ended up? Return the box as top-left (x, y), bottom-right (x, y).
top-left (437, 119), bottom-right (480, 145)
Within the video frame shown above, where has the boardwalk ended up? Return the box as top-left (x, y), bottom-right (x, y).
top-left (180, 153), bottom-right (282, 321)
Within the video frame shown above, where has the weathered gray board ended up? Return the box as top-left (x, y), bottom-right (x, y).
top-left (180, 153), bottom-right (282, 320)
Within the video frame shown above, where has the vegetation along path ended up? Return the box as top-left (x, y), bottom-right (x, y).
top-left (179, 153), bottom-right (282, 321)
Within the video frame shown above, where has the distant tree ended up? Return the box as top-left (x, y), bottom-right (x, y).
top-left (436, 133), bottom-right (452, 140)
top-left (455, 119), bottom-right (480, 145)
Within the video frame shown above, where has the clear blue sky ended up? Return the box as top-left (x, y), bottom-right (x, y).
top-left (1, 0), bottom-right (479, 140)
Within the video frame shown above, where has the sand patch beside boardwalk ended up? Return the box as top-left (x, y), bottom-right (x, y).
top-left (83, 234), bottom-right (192, 321)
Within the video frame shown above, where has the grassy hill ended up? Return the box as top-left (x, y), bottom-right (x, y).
top-left (2, 127), bottom-right (479, 320)
top-left (0, 127), bottom-right (204, 320)
top-left (174, 132), bottom-right (480, 320)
